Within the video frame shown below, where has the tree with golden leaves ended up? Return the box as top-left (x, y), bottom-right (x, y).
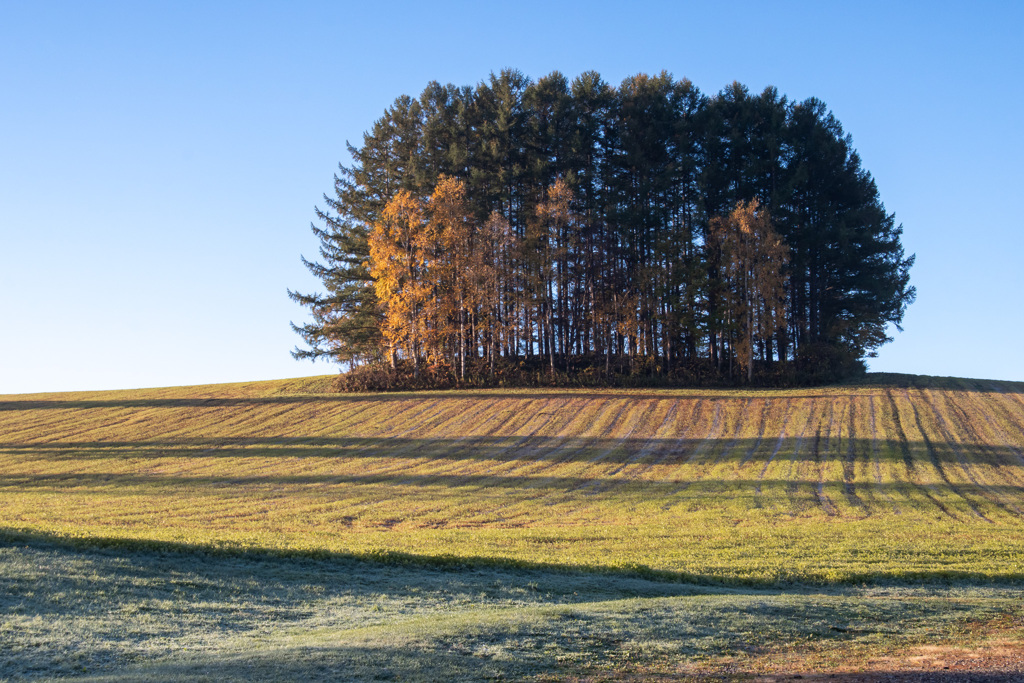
top-left (430, 178), bottom-right (517, 380)
top-left (427, 175), bottom-right (475, 378)
top-left (297, 72), bottom-right (914, 384)
top-left (368, 190), bottom-right (431, 374)
top-left (371, 176), bottom-right (505, 380)
top-left (534, 178), bottom-right (574, 372)
top-left (709, 199), bottom-right (789, 382)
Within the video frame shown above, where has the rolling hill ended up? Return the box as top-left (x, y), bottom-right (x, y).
top-left (2, 373), bottom-right (1024, 584)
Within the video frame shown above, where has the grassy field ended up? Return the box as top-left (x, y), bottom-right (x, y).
top-left (3, 538), bottom-right (1022, 681)
top-left (2, 373), bottom-right (1024, 679)
top-left (2, 373), bottom-right (1024, 582)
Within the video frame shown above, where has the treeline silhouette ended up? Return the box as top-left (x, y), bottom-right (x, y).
top-left (291, 70), bottom-right (914, 390)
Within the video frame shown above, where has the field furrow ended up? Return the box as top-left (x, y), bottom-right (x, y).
top-left (884, 389), bottom-right (960, 519)
top-left (638, 398), bottom-right (706, 479)
top-left (2, 376), bottom-right (1024, 582)
top-left (753, 397), bottom-right (797, 505)
top-left (932, 388), bottom-right (1024, 515)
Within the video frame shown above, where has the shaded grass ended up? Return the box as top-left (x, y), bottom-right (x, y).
top-left (1, 538), bottom-right (1021, 681)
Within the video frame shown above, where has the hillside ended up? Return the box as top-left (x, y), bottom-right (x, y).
top-left (2, 373), bottom-right (1024, 584)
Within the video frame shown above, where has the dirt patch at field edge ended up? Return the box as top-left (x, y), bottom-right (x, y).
top-left (757, 641), bottom-right (1024, 682)
top-left (568, 643), bottom-right (1024, 682)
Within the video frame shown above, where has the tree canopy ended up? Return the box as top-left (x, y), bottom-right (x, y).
top-left (290, 70), bottom-right (915, 387)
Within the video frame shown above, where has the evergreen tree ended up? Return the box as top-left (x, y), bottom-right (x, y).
top-left (292, 70), bottom-right (915, 386)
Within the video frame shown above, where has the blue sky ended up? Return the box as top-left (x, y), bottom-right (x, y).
top-left (2, 1), bottom-right (1022, 393)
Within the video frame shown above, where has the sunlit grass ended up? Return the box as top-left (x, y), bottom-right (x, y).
top-left (1, 374), bottom-right (1024, 584)
top-left (3, 374), bottom-right (1024, 679)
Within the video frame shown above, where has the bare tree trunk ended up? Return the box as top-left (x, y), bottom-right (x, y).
top-left (747, 306), bottom-right (754, 383)
top-left (548, 284), bottom-right (555, 375)
top-left (490, 330), bottom-right (495, 378)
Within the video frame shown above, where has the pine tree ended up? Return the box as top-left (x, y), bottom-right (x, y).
top-left (294, 70), bottom-right (915, 386)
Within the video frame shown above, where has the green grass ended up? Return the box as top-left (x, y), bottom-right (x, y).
top-left (2, 538), bottom-right (1021, 681)
top-left (2, 373), bottom-right (1024, 678)
top-left (2, 374), bottom-right (1024, 584)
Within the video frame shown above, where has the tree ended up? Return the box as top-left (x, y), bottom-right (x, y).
top-left (289, 93), bottom-right (428, 367)
top-left (427, 175), bottom-right (475, 379)
top-left (368, 190), bottom-right (430, 373)
top-left (780, 98), bottom-right (915, 366)
top-left (709, 200), bottom-right (789, 381)
top-left (287, 206), bottom-right (379, 367)
top-left (294, 70), bottom-right (914, 386)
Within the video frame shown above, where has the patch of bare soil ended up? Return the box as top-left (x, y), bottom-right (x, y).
top-left (563, 631), bottom-right (1024, 682)
top-left (759, 641), bottom-right (1024, 682)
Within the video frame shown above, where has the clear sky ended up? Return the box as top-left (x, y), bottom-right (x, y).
top-left (2, 1), bottom-right (1022, 393)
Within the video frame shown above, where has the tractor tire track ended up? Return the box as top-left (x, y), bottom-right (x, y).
top-left (917, 387), bottom-right (1019, 516)
top-left (978, 381), bottom-right (1024, 466)
top-left (753, 398), bottom-right (797, 502)
top-left (479, 398), bottom-right (651, 517)
top-left (737, 398), bottom-right (771, 467)
top-left (812, 417), bottom-right (838, 516)
top-left (328, 399), bottom-right (458, 478)
top-left (284, 398), bottom-right (447, 478)
top-left (705, 398), bottom-right (753, 474)
top-left (403, 398), bottom-right (561, 483)
top-left (932, 387), bottom-right (1024, 514)
top-left (501, 396), bottom-right (617, 483)
top-left (868, 393), bottom-right (899, 514)
top-left (974, 403), bottom-right (1024, 473)
top-left (408, 397), bottom-right (549, 479)
top-left (351, 398), bottom-right (471, 476)
top-left (904, 389), bottom-right (992, 523)
top-left (668, 401), bottom-right (727, 495)
top-left (568, 400), bottom-right (658, 494)
top-left (810, 398), bottom-right (840, 516)
top-left (782, 399), bottom-right (818, 512)
top-left (947, 381), bottom-right (1024, 473)
top-left (842, 396), bottom-right (865, 511)
top-left (637, 399), bottom-right (707, 476)
top-left (884, 389), bottom-right (956, 520)
top-left (387, 397), bottom-right (527, 481)
top-left (605, 399), bottom-right (681, 478)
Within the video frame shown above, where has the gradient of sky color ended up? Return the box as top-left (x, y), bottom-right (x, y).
top-left (2, 1), bottom-right (1022, 394)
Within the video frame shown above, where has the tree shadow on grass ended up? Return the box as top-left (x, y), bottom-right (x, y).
top-left (3, 534), bottom-right (1022, 682)
top-left (2, 435), bottom-right (1019, 471)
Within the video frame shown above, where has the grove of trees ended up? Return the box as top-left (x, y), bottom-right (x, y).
top-left (290, 70), bottom-right (915, 387)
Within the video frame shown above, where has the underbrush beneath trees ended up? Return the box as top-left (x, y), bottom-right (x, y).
top-left (332, 350), bottom-right (865, 393)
